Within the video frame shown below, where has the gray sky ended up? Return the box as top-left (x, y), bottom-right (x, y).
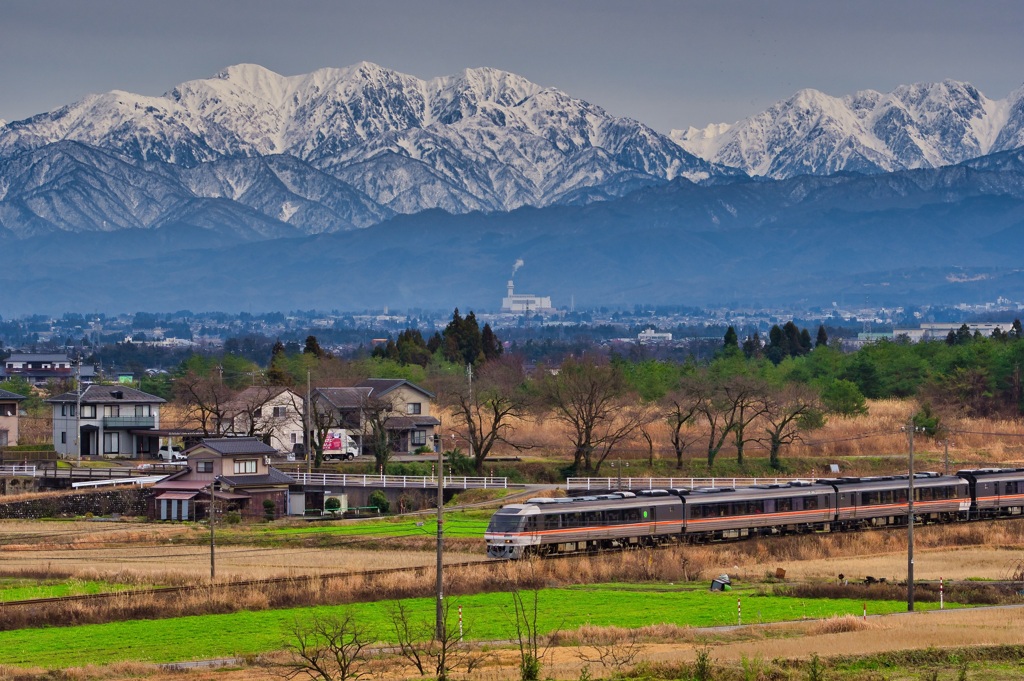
top-left (2, 0), bottom-right (1022, 133)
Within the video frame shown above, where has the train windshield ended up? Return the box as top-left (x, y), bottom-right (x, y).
top-left (487, 512), bottom-right (526, 533)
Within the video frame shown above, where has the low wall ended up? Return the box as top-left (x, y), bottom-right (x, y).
top-left (0, 487), bottom-right (149, 519)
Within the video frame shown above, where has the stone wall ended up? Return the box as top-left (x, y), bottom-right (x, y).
top-left (0, 487), bottom-right (149, 519)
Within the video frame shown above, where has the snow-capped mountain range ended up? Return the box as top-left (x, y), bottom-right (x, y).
top-left (1, 63), bottom-right (1022, 242)
top-left (672, 80), bottom-right (1024, 178)
top-left (0, 63), bottom-right (728, 238)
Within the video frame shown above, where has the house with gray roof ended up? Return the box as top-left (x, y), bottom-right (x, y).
top-left (47, 385), bottom-right (165, 458)
top-left (0, 388), bottom-right (27, 447)
top-left (313, 379), bottom-right (439, 455)
top-left (149, 437), bottom-right (296, 520)
top-left (1, 353), bottom-right (96, 387)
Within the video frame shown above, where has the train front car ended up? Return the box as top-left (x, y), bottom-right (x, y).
top-left (485, 504), bottom-right (538, 559)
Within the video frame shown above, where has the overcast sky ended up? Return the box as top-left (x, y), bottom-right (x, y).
top-left (2, 0), bottom-right (1022, 133)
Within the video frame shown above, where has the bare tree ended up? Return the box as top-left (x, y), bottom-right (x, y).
top-left (664, 389), bottom-right (701, 469)
top-left (388, 599), bottom-right (480, 681)
top-left (756, 384), bottom-right (823, 470)
top-left (173, 371), bottom-right (235, 435)
top-left (360, 391), bottom-right (397, 473)
top-left (439, 356), bottom-right (533, 475)
top-left (539, 357), bottom-right (645, 475)
top-left (723, 376), bottom-right (769, 466)
top-left (281, 612), bottom-right (370, 681)
top-left (682, 371), bottom-right (737, 469)
top-left (574, 628), bottom-right (645, 672)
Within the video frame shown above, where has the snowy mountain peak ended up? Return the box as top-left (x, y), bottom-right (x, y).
top-left (673, 79), bottom-right (1024, 178)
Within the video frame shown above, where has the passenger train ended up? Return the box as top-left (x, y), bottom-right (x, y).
top-left (484, 468), bottom-right (1024, 559)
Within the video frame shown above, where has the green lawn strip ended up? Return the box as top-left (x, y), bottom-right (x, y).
top-left (0, 585), bottom-right (955, 668)
top-left (0, 579), bottom-right (134, 602)
top-left (254, 512), bottom-right (490, 539)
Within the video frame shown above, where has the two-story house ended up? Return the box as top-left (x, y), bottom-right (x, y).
top-left (149, 437), bottom-right (295, 520)
top-left (1, 353), bottom-right (96, 387)
top-left (47, 385), bottom-right (164, 458)
top-left (0, 388), bottom-right (27, 447)
top-left (313, 379), bottom-right (439, 455)
top-left (217, 386), bottom-right (304, 454)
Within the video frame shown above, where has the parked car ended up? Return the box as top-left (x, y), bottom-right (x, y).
top-left (157, 445), bottom-right (186, 462)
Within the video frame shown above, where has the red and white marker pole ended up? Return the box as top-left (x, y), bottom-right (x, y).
top-left (738, 598), bottom-right (742, 625)
top-left (940, 577), bottom-right (944, 610)
top-left (863, 602), bottom-right (867, 621)
top-left (458, 605), bottom-right (463, 641)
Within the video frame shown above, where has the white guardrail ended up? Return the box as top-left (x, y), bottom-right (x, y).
top-left (72, 475), bottom-right (168, 489)
top-left (293, 473), bottom-right (507, 489)
top-left (0, 465), bottom-right (37, 475)
top-left (566, 477), bottom-right (813, 492)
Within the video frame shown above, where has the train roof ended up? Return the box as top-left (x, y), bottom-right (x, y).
top-left (499, 494), bottom-right (680, 514)
top-left (817, 473), bottom-right (965, 492)
top-left (955, 468), bottom-right (1024, 481)
top-left (678, 481), bottom-right (833, 503)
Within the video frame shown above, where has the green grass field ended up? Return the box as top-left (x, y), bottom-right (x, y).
top-left (0, 578), bottom-right (133, 603)
top-left (0, 583), bottom-right (957, 668)
top-left (246, 510), bottom-right (492, 539)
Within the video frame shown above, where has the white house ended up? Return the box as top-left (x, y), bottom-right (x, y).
top-left (47, 385), bottom-right (164, 458)
top-left (218, 386), bottom-right (304, 454)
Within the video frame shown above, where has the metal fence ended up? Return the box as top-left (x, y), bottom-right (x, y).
top-left (566, 477), bottom-right (812, 492)
top-left (292, 473), bottom-right (507, 489)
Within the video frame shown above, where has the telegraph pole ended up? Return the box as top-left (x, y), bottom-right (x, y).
top-left (435, 420), bottom-right (445, 638)
top-left (907, 418), bottom-right (915, 612)
top-left (209, 480), bottom-right (216, 582)
top-left (305, 370), bottom-right (312, 476)
top-left (466, 363), bottom-right (474, 463)
top-left (74, 357), bottom-right (82, 461)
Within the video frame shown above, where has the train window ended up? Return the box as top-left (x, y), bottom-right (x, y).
top-left (731, 502), bottom-right (747, 516)
top-left (917, 488), bottom-right (934, 501)
top-left (879, 491), bottom-right (892, 505)
top-left (716, 504), bottom-right (728, 517)
top-left (895, 489), bottom-right (908, 503)
top-left (606, 510), bottom-right (622, 524)
top-left (625, 508), bottom-right (641, 522)
top-left (544, 515), bottom-right (560, 530)
top-left (565, 512), bottom-right (582, 528)
top-left (525, 518), bottom-right (538, 532)
top-left (1005, 481), bottom-right (1019, 495)
top-left (584, 511), bottom-right (599, 526)
top-left (862, 492), bottom-right (878, 505)
top-left (750, 500), bottom-right (764, 514)
top-left (777, 498), bottom-right (792, 512)
top-left (804, 496), bottom-right (818, 510)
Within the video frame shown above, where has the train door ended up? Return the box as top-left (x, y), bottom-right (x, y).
top-left (644, 506), bottom-right (656, 534)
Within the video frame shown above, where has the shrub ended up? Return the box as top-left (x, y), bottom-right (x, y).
top-left (224, 511), bottom-right (241, 524)
top-left (262, 499), bottom-right (276, 521)
top-left (368, 490), bottom-right (390, 514)
top-left (325, 496), bottom-right (342, 513)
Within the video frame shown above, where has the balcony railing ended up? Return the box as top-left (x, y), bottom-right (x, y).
top-left (102, 416), bottom-right (156, 429)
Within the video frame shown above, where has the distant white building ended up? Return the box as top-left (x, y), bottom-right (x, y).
top-left (638, 328), bottom-right (673, 344)
top-left (893, 322), bottom-right (1017, 342)
top-left (501, 280), bottom-right (553, 314)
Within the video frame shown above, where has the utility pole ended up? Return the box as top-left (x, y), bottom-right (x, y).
top-left (944, 439), bottom-right (950, 476)
top-left (466, 363), bottom-right (474, 463)
top-left (209, 480), bottom-right (217, 583)
top-left (305, 370), bottom-right (311, 476)
top-left (75, 356), bottom-right (82, 461)
top-left (435, 419), bottom-right (445, 639)
top-left (907, 417), bottom-right (915, 612)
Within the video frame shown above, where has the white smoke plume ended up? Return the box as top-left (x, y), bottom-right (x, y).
top-left (512, 258), bottom-right (524, 277)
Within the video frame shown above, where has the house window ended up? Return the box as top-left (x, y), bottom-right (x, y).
top-left (0, 430), bottom-right (7, 447)
top-left (104, 405), bottom-right (120, 417)
top-left (273, 406), bottom-right (287, 417)
top-left (69, 404), bottom-right (77, 417)
top-left (197, 460), bottom-right (213, 473)
top-left (252, 407), bottom-right (262, 418)
top-left (81, 405), bottom-right (95, 418)
top-left (135, 404), bottom-right (151, 417)
top-left (411, 430), bottom-right (427, 446)
top-left (0, 404), bottom-right (14, 417)
top-left (61, 404), bottom-right (68, 416)
top-left (290, 432), bottom-right (297, 444)
top-left (103, 432), bottom-right (120, 453)
top-left (407, 402), bottom-right (422, 415)
top-left (233, 459), bottom-right (258, 474)
top-left (61, 432), bottom-right (67, 444)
